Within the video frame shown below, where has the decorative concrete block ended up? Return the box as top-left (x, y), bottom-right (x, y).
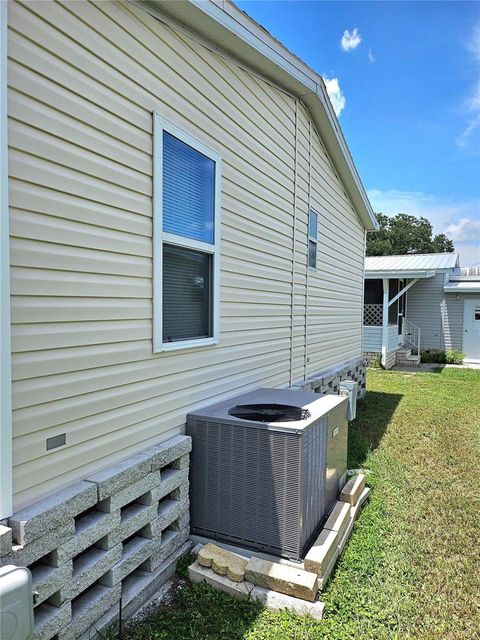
top-left (60, 583), bottom-right (121, 640)
top-left (150, 435), bottom-right (192, 471)
top-left (143, 527), bottom-right (189, 571)
top-left (9, 482), bottom-right (97, 546)
top-left (108, 472), bottom-right (161, 511)
top-left (152, 468), bottom-right (188, 502)
top-left (66, 545), bottom-right (122, 600)
top-left (33, 601), bottom-right (72, 640)
top-left (3, 521), bottom-right (75, 568)
top-left (0, 525), bottom-right (12, 557)
top-left (350, 487), bottom-right (371, 520)
top-left (340, 474), bottom-right (366, 506)
top-left (102, 536), bottom-right (153, 587)
top-left (245, 557), bottom-right (317, 602)
top-left (157, 497), bottom-right (188, 532)
top-left (31, 560), bottom-right (73, 606)
top-left (304, 529), bottom-right (338, 576)
top-left (198, 543), bottom-right (247, 582)
top-left (87, 452), bottom-right (152, 501)
top-left (189, 562), bottom-right (325, 619)
top-left (106, 503), bottom-right (157, 549)
top-left (54, 510), bottom-right (121, 565)
top-left (323, 501), bottom-right (351, 542)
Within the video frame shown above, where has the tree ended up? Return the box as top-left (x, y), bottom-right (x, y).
top-left (366, 213), bottom-right (455, 256)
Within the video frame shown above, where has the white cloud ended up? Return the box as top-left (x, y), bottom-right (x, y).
top-left (457, 26), bottom-right (480, 148)
top-left (467, 23), bottom-right (480, 61)
top-left (445, 217), bottom-right (480, 242)
top-left (368, 50), bottom-right (376, 63)
top-left (367, 188), bottom-right (480, 265)
top-left (340, 28), bottom-right (361, 52)
top-left (324, 77), bottom-right (346, 117)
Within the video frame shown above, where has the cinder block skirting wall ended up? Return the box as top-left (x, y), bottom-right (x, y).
top-left (364, 350), bottom-right (397, 369)
top-left (293, 357), bottom-right (367, 399)
top-left (0, 435), bottom-right (192, 640)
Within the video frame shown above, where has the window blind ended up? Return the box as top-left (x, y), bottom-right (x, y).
top-left (163, 132), bottom-right (215, 244)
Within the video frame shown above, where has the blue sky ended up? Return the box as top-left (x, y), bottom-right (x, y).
top-left (236, 0), bottom-right (480, 264)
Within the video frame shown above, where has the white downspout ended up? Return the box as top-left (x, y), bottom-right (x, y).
top-left (381, 277), bottom-right (389, 368)
top-left (0, 0), bottom-right (12, 519)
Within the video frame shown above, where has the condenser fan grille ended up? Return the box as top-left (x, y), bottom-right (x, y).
top-left (228, 403), bottom-right (311, 423)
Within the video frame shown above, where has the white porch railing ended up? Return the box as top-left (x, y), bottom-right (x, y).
top-left (403, 319), bottom-right (421, 355)
top-left (363, 304), bottom-right (382, 326)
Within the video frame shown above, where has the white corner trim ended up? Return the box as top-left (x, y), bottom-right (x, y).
top-left (152, 112), bottom-right (221, 353)
top-left (0, 0), bottom-right (12, 519)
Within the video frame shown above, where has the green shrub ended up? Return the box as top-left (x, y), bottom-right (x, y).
top-left (420, 350), bottom-right (446, 363)
top-left (445, 349), bottom-right (464, 364)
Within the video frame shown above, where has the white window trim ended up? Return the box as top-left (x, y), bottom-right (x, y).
top-left (152, 113), bottom-right (221, 353)
top-left (308, 209), bottom-right (318, 271)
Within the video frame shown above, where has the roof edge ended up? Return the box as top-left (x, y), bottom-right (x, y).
top-left (136, 0), bottom-right (379, 231)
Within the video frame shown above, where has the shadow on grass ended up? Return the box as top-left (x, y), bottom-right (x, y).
top-left (348, 390), bottom-right (403, 468)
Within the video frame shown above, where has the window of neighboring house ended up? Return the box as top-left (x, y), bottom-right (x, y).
top-left (153, 114), bottom-right (221, 352)
top-left (308, 210), bottom-right (318, 270)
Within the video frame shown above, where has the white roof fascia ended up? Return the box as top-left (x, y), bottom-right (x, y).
top-left (365, 270), bottom-right (437, 280)
top-left (444, 283), bottom-right (480, 293)
top-left (137, 0), bottom-right (379, 231)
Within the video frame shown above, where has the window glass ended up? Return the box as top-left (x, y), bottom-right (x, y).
top-left (308, 240), bottom-right (317, 269)
top-left (163, 132), bottom-right (215, 243)
top-left (308, 211), bottom-right (318, 239)
top-left (162, 245), bottom-right (211, 342)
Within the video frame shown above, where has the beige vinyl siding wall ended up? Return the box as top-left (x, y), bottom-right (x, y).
top-left (406, 274), bottom-right (445, 350)
top-left (8, 0), bottom-right (365, 510)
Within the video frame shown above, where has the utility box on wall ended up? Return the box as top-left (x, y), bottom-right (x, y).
top-left (0, 565), bottom-right (34, 640)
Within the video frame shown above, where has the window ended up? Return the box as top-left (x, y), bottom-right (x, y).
top-left (475, 306), bottom-right (480, 321)
top-left (308, 210), bottom-right (318, 270)
top-left (153, 114), bottom-right (221, 352)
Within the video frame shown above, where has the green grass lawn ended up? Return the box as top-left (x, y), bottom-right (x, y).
top-left (127, 368), bottom-right (480, 640)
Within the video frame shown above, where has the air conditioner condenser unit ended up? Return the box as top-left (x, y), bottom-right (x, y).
top-left (187, 388), bottom-right (348, 561)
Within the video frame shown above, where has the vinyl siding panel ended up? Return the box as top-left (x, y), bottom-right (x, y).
top-left (364, 327), bottom-right (382, 352)
top-left (8, 0), bottom-right (367, 509)
top-left (443, 294), bottom-right (464, 351)
top-left (406, 274), bottom-right (445, 350)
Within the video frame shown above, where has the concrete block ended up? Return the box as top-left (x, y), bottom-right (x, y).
top-left (198, 543), bottom-right (247, 582)
top-left (315, 546), bottom-right (339, 591)
top-left (107, 503), bottom-right (157, 549)
top-left (150, 435), bottom-right (192, 471)
top-left (152, 468), bottom-right (188, 503)
top-left (66, 544), bottom-right (122, 600)
top-left (31, 560), bottom-right (73, 606)
top-left (87, 452), bottom-right (152, 501)
top-left (54, 510), bottom-right (121, 565)
top-left (338, 512), bottom-right (355, 556)
top-left (350, 487), bottom-right (371, 520)
top-left (102, 536), bottom-right (153, 586)
top-left (304, 529), bottom-right (338, 576)
top-left (323, 501), bottom-right (351, 541)
top-left (251, 586), bottom-right (324, 620)
top-left (245, 557), bottom-right (317, 602)
top-left (3, 521), bottom-right (75, 568)
top-left (33, 601), bottom-right (72, 640)
top-left (9, 482), bottom-right (97, 546)
top-left (60, 583), bottom-right (121, 640)
top-left (108, 472), bottom-right (161, 511)
top-left (340, 474), bottom-right (365, 505)
top-left (189, 562), bottom-right (325, 619)
top-left (0, 525), bottom-right (12, 557)
top-left (157, 497), bottom-right (188, 532)
top-left (143, 527), bottom-right (189, 571)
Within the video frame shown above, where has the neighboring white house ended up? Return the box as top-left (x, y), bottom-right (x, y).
top-left (363, 253), bottom-right (480, 367)
top-left (0, 1), bottom-right (378, 637)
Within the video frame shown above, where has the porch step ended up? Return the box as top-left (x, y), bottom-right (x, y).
top-left (396, 351), bottom-right (420, 366)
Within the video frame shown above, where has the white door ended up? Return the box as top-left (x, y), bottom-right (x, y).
top-left (463, 299), bottom-right (480, 363)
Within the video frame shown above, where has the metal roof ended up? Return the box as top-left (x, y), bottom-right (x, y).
top-left (365, 253), bottom-right (458, 275)
top-left (449, 266), bottom-right (480, 280)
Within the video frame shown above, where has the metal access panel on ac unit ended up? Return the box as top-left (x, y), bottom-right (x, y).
top-left (187, 388), bottom-right (348, 561)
